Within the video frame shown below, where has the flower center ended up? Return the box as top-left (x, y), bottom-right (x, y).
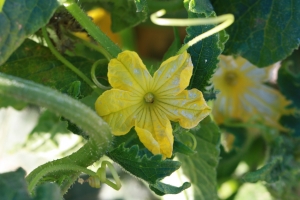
top-left (224, 71), bottom-right (238, 86)
top-left (144, 92), bottom-right (154, 103)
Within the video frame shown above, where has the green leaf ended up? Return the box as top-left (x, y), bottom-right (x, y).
top-left (33, 183), bottom-right (61, 200)
top-left (0, 39), bottom-right (94, 97)
top-left (149, 181), bottom-right (191, 196)
top-left (0, 168), bottom-right (61, 200)
top-left (60, 81), bottom-right (82, 99)
top-left (265, 136), bottom-right (300, 199)
top-left (106, 144), bottom-right (181, 184)
top-left (184, 0), bottom-right (228, 92)
top-left (212, 0), bottom-right (300, 67)
top-left (278, 52), bottom-right (300, 109)
top-left (110, 0), bottom-right (147, 32)
top-left (134, 0), bottom-right (148, 12)
top-left (187, 0), bottom-right (214, 15)
top-left (0, 0), bottom-right (59, 65)
top-left (242, 157), bottom-right (282, 183)
top-left (173, 139), bottom-right (196, 156)
top-left (280, 114), bottom-right (300, 137)
top-left (177, 116), bottom-right (221, 200)
top-left (0, 168), bottom-right (31, 200)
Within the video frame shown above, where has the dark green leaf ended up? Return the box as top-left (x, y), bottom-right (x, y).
top-left (278, 55), bottom-right (300, 109)
top-left (0, 0), bottom-right (59, 65)
top-left (33, 183), bottom-right (61, 200)
top-left (184, 0), bottom-right (228, 92)
top-left (265, 136), bottom-right (300, 199)
top-left (280, 114), bottom-right (300, 137)
top-left (60, 81), bottom-right (81, 99)
top-left (242, 157), bottom-right (281, 183)
top-left (212, 0), bottom-right (300, 67)
top-left (177, 117), bottom-right (221, 200)
top-left (106, 144), bottom-right (181, 184)
top-left (0, 39), bottom-right (94, 97)
top-left (110, 0), bottom-right (147, 32)
top-left (149, 181), bottom-right (191, 196)
top-left (0, 168), bottom-right (31, 200)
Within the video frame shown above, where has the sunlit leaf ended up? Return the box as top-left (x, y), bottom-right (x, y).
top-left (0, 0), bottom-right (59, 65)
top-left (184, 0), bottom-right (228, 93)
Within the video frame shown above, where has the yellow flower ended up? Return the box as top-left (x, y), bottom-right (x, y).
top-left (212, 55), bottom-right (292, 131)
top-left (95, 51), bottom-right (211, 158)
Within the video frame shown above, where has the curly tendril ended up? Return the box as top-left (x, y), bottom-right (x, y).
top-left (91, 59), bottom-right (112, 90)
top-left (87, 161), bottom-right (121, 190)
top-left (150, 9), bottom-right (234, 54)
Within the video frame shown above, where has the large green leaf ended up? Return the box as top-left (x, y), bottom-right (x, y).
top-left (212, 0), bottom-right (300, 67)
top-left (0, 168), bottom-right (62, 200)
top-left (106, 143), bottom-right (190, 195)
top-left (0, 39), bottom-right (95, 97)
top-left (0, 0), bottom-right (59, 65)
top-left (184, 0), bottom-right (228, 92)
top-left (177, 116), bottom-right (221, 200)
top-left (107, 144), bottom-right (181, 184)
top-left (109, 0), bottom-right (147, 32)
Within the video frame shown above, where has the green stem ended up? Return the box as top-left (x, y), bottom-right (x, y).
top-left (0, 72), bottom-right (112, 152)
top-left (42, 27), bottom-right (97, 91)
top-left (28, 164), bottom-right (97, 193)
top-left (64, 1), bottom-right (122, 58)
top-left (26, 139), bottom-right (108, 191)
top-left (60, 173), bottom-right (80, 195)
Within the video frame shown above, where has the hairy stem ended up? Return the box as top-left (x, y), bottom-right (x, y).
top-left (0, 73), bottom-right (112, 148)
top-left (28, 164), bottom-right (97, 193)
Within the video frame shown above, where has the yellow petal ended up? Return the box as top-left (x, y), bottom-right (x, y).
top-left (108, 51), bottom-right (152, 95)
top-left (156, 89), bottom-right (211, 129)
top-left (95, 89), bottom-right (143, 135)
top-left (135, 126), bottom-right (161, 155)
top-left (135, 106), bottom-right (173, 158)
top-left (152, 51), bottom-right (193, 96)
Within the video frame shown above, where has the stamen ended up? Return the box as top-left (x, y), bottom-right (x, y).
top-left (144, 93), bottom-right (154, 103)
top-left (225, 71), bottom-right (238, 86)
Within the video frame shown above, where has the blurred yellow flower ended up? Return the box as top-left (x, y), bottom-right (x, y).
top-left (95, 51), bottom-right (210, 158)
top-left (73, 8), bottom-right (121, 45)
top-left (212, 55), bottom-right (292, 131)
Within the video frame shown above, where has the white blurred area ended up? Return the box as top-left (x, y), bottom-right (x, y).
top-left (0, 106), bottom-right (82, 174)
